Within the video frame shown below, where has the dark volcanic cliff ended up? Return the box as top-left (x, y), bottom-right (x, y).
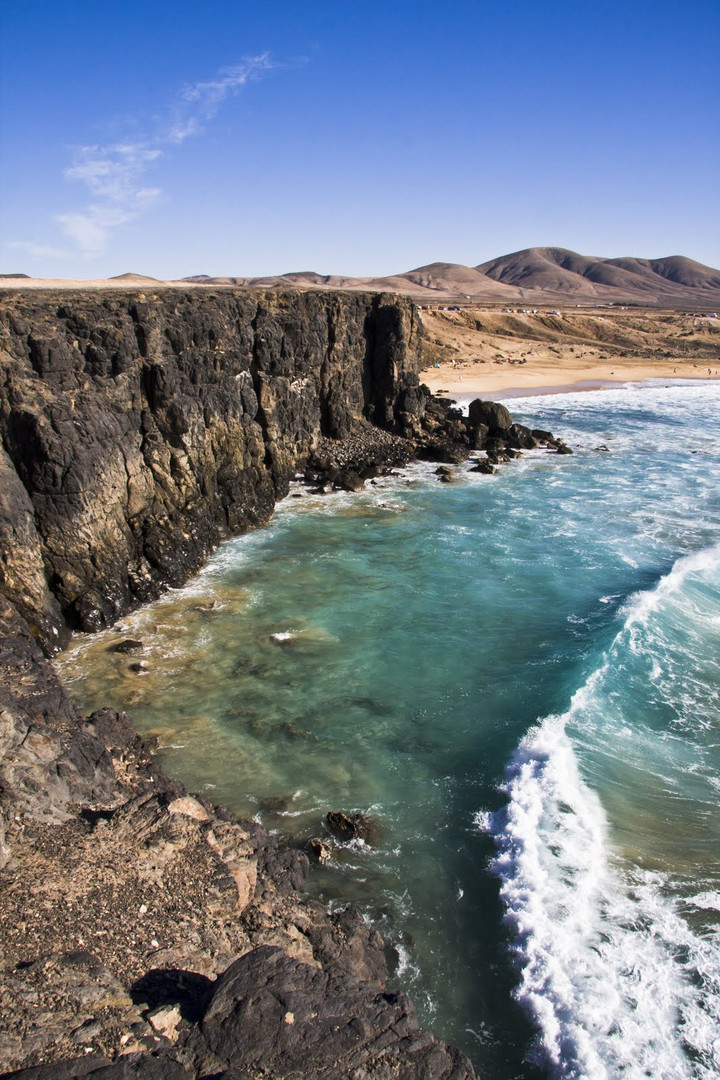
top-left (0, 288), bottom-right (481, 1079)
top-left (0, 289), bottom-right (426, 652)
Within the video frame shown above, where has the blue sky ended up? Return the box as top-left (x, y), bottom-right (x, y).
top-left (1, 0), bottom-right (718, 279)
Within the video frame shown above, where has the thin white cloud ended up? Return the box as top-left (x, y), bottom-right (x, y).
top-left (65, 144), bottom-right (162, 200)
top-left (57, 193), bottom-right (160, 255)
top-left (168, 54), bottom-right (272, 145)
top-left (51, 55), bottom-right (273, 257)
top-left (167, 117), bottom-right (201, 145)
top-left (180, 55), bottom-right (272, 111)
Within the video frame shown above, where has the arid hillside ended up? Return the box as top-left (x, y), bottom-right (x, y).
top-left (5, 248), bottom-right (719, 308)
top-left (422, 307), bottom-right (720, 364)
top-left (182, 247), bottom-right (720, 307)
top-left (418, 306), bottom-right (720, 396)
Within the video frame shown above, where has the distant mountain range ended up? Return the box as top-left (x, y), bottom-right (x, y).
top-left (4, 249), bottom-right (719, 307)
top-left (181, 247), bottom-right (720, 307)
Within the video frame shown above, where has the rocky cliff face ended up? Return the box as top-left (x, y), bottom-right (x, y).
top-left (0, 289), bottom-right (422, 652)
top-left (0, 288), bottom-right (479, 1079)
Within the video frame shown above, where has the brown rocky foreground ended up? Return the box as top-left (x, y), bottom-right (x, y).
top-left (0, 288), bottom-right (567, 1079)
top-left (0, 595), bottom-right (474, 1079)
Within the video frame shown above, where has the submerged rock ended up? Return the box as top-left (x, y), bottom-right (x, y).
top-left (108, 640), bottom-right (144, 654)
top-left (325, 811), bottom-right (381, 846)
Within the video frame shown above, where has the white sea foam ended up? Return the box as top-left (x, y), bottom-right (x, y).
top-left (472, 809), bottom-right (493, 833)
top-left (683, 891), bottom-right (720, 912)
top-left (490, 712), bottom-right (720, 1079)
top-left (394, 942), bottom-right (420, 980)
top-left (488, 546), bottom-right (720, 1079)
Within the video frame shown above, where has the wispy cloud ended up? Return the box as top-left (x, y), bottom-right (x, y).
top-left (54, 55), bottom-right (273, 257)
top-left (180, 56), bottom-right (273, 115)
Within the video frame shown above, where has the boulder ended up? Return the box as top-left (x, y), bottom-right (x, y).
top-left (435, 466), bottom-right (460, 483)
top-left (418, 440), bottom-right (468, 464)
top-left (333, 470), bottom-right (365, 492)
top-left (471, 460), bottom-right (497, 475)
top-left (469, 421), bottom-right (489, 450)
top-left (468, 399), bottom-right (512, 434)
top-left (532, 428), bottom-right (561, 448)
top-left (193, 946), bottom-right (476, 1080)
top-left (506, 423), bottom-right (539, 450)
top-left (306, 838), bottom-right (333, 863)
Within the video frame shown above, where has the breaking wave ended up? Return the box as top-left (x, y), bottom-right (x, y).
top-left (485, 545), bottom-right (720, 1079)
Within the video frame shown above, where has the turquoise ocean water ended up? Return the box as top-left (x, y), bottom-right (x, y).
top-left (59, 381), bottom-right (720, 1080)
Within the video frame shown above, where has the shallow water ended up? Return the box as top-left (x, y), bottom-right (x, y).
top-left (59, 382), bottom-right (720, 1079)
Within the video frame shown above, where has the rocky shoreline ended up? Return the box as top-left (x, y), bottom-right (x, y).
top-left (0, 288), bottom-right (566, 1079)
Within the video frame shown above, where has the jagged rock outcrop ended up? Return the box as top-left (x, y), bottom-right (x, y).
top-left (0, 289), bottom-right (566, 655)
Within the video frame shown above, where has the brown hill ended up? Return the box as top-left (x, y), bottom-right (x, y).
top-left (176, 248), bottom-right (719, 307)
top-left (108, 272), bottom-right (162, 283)
top-left (397, 262), bottom-right (522, 299)
top-left (475, 248), bottom-right (720, 305)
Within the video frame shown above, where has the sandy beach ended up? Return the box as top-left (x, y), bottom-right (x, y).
top-left (419, 359), bottom-right (720, 398)
top-left (418, 306), bottom-right (720, 398)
